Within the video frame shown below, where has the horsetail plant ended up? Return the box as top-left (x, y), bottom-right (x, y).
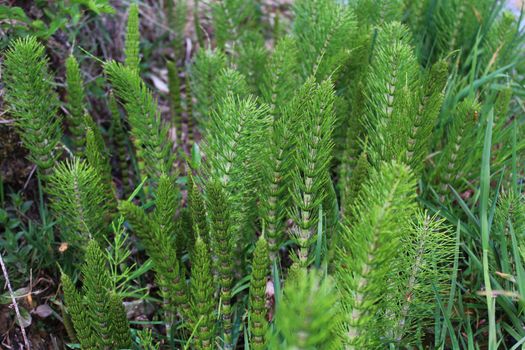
top-left (124, 3), bottom-right (140, 72)
top-left (204, 94), bottom-right (269, 240)
top-left (108, 92), bottom-right (131, 196)
top-left (105, 61), bottom-right (173, 185)
top-left (3, 36), bottom-right (62, 181)
top-left (150, 175), bottom-right (190, 331)
top-left (236, 32), bottom-right (268, 95)
top-left (212, 0), bottom-right (258, 53)
top-left (248, 236), bottom-right (270, 350)
top-left (65, 55), bottom-right (88, 154)
top-left (209, 68), bottom-right (249, 122)
top-left (190, 48), bottom-right (227, 128)
top-left (61, 240), bottom-right (132, 349)
top-left (259, 36), bottom-right (298, 121)
top-left (258, 114), bottom-right (292, 258)
top-left (432, 98), bottom-right (479, 201)
top-left (189, 237), bottom-right (216, 350)
top-left (390, 210), bottom-right (455, 345)
top-left (340, 149), bottom-right (369, 219)
top-left (268, 268), bottom-right (343, 349)
top-left (167, 60), bottom-right (184, 146)
top-left (188, 173), bottom-right (209, 241)
top-left (206, 181), bottom-right (235, 347)
top-left (3, 0), bottom-right (525, 348)
top-left (118, 185), bottom-right (189, 320)
top-left (85, 127), bottom-right (116, 212)
top-left (335, 161), bottom-right (417, 348)
top-left (292, 0), bottom-right (356, 81)
top-left (289, 78), bottom-right (336, 267)
top-left (404, 59), bottom-right (448, 175)
top-left (351, 0), bottom-right (403, 28)
top-left (363, 22), bottom-right (420, 167)
top-left (48, 158), bottom-right (110, 247)
top-left (165, 0), bottom-right (188, 60)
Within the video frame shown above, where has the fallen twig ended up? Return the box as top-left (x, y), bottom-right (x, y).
top-left (0, 251), bottom-right (31, 350)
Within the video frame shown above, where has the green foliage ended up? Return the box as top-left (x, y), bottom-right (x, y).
top-left (365, 47), bottom-right (447, 175)
top-left (62, 240), bottom-right (131, 349)
top-left (85, 127), bottom-right (116, 211)
top-left (433, 0), bottom-right (493, 63)
top-left (136, 328), bottom-right (160, 349)
top-left (190, 49), bottom-right (227, 128)
top-left (118, 189), bottom-right (189, 318)
top-left (153, 174), bottom-right (178, 242)
top-left (482, 10), bottom-right (521, 72)
top-left (391, 211), bottom-right (455, 345)
top-left (248, 236), bottom-right (269, 350)
top-left (62, 273), bottom-right (94, 348)
top-left (289, 78), bottom-right (336, 266)
top-left (258, 114), bottom-right (292, 258)
top-left (188, 173), bottom-right (208, 241)
top-left (260, 36), bottom-right (299, 121)
top-left (3, 36), bottom-right (62, 179)
top-left (351, 0), bottom-right (403, 27)
top-left (0, 193), bottom-right (55, 282)
top-left (293, 0), bottom-right (356, 80)
top-left (189, 237), bottom-right (216, 350)
top-left (206, 181), bottom-right (235, 346)
top-left (65, 55), bottom-right (87, 154)
top-left (340, 149), bottom-right (369, 218)
top-left (406, 59), bottom-right (448, 174)
top-left (185, 71), bottom-right (195, 146)
top-left (268, 268), bottom-right (343, 349)
top-left (363, 22), bottom-right (420, 166)
top-left (335, 161), bottom-right (416, 347)
top-left (204, 94), bottom-right (269, 243)
top-left (108, 93), bottom-right (131, 196)
top-left (167, 60), bottom-right (184, 145)
top-left (212, 0), bottom-right (258, 52)
top-left (106, 217), bottom-right (151, 300)
top-left (48, 158), bottom-right (109, 246)
top-left (0, 3), bottom-right (112, 49)
top-left (124, 3), bottom-right (140, 72)
top-left (431, 98), bottom-right (479, 200)
top-left (105, 61), bottom-right (173, 184)
top-left (165, 0), bottom-right (188, 58)
top-left (177, 207), bottom-right (195, 259)
top-left (4, 1), bottom-right (525, 348)
top-left (117, 200), bottom-right (153, 254)
top-left (338, 82), bottom-right (368, 218)
top-left (236, 32), bottom-right (268, 95)
top-left (72, 0), bottom-right (115, 15)
top-left (210, 69), bottom-right (249, 112)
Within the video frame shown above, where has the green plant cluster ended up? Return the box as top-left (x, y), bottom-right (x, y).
top-left (0, 1), bottom-right (114, 50)
top-left (2, 0), bottom-right (525, 349)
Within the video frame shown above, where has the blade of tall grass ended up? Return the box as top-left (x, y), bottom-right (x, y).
top-left (434, 282), bottom-right (460, 349)
top-left (509, 221), bottom-right (525, 303)
top-left (480, 108), bottom-right (496, 349)
top-left (488, 171), bottom-right (504, 230)
top-left (512, 119), bottom-right (518, 194)
top-left (510, 336), bottom-right (525, 350)
top-left (456, 64), bottom-right (514, 101)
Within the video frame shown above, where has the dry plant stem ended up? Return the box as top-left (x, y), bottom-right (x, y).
top-left (0, 251), bottom-right (31, 350)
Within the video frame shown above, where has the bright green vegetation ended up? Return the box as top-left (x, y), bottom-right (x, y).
top-left (2, 0), bottom-right (525, 349)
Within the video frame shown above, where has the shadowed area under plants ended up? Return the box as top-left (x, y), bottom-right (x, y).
top-left (1, 0), bottom-right (525, 349)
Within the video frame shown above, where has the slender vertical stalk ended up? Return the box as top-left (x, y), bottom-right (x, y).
top-left (480, 109), bottom-right (496, 349)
